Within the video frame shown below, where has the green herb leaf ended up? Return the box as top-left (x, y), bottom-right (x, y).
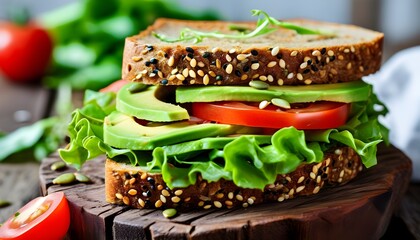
top-left (154, 9), bottom-right (335, 43)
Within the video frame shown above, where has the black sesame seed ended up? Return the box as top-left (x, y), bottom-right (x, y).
top-left (186, 47), bottom-right (194, 53)
top-left (276, 53), bottom-right (283, 59)
top-left (210, 60), bottom-right (216, 66)
top-left (164, 53), bottom-right (168, 58)
top-left (243, 65), bottom-right (250, 72)
top-left (281, 179), bottom-right (289, 184)
top-left (235, 70), bottom-right (242, 77)
top-left (303, 69), bottom-right (310, 74)
top-left (182, 80), bottom-right (189, 85)
top-left (321, 61), bottom-right (325, 67)
top-left (144, 199), bottom-right (151, 207)
top-left (146, 45), bottom-right (154, 51)
top-left (131, 172), bottom-right (139, 178)
top-left (307, 59), bottom-right (312, 65)
top-left (124, 172), bottom-right (131, 179)
top-left (251, 50), bottom-right (259, 56)
top-left (152, 69), bottom-right (159, 74)
top-left (251, 60), bottom-right (259, 64)
top-left (150, 58), bottom-right (158, 64)
top-left (147, 177), bottom-right (155, 185)
top-left (222, 63), bottom-right (228, 70)
top-left (216, 75), bottom-right (223, 81)
top-left (315, 59), bottom-right (320, 64)
top-left (329, 56), bottom-right (336, 61)
top-left (311, 65), bottom-right (319, 72)
top-left (321, 48), bottom-right (326, 55)
top-left (202, 52), bottom-right (211, 58)
top-left (145, 61), bottom-right (151, 67)
top-left (141, 185), bottom-right (148, 191)
top-left (160, 79), bottom-right (168, 85)
top-left (187, 53), bottom-right (194, 59)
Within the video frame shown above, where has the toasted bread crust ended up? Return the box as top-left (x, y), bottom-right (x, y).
top-left (122, 18), bottom-right (383, 86)
top-left (105, 146), bottom-right (362, 210)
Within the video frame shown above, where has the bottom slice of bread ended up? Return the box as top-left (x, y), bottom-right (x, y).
top-left (105, 146), bottom-right (362, 210)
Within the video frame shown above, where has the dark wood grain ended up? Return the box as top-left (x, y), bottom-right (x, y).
top-left (39, 145), bottom-right (412, 240)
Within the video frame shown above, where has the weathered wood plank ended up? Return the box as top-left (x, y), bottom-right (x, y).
top-left (39, 145), bottom-right (413, 239)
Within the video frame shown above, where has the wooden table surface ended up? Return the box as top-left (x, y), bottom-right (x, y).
top-left (0, 76), bottom-right (419, 239)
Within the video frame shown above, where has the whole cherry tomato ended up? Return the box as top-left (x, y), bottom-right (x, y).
top-left (0, 21), bottom-right (53, 83)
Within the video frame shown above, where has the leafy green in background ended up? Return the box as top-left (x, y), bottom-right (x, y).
top-left (40, 0), bottom-right (218, 90)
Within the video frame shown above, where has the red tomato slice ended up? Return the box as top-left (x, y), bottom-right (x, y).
top-left (99, 79), bottom-right (129, 93)
top-left (191, 101), bottom-right (350, 130)
top-left (0, 192), bottom-right (70, 240)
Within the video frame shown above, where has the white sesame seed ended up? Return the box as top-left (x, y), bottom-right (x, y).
top-left (277, 79), bottom-right (284, 85)
top-left (123, 196), bottom-right (130, 205)
top-left (135, 73), bottom-right (143, 80)
top-left (225, 64), bottom-right (233, 74)
top-left (271, 46), bottom-right (280, 56)
top-left (236, 194), bottom-right (244, 201)
top-left (242, 203), bottom-right (249, 208)
top-left (297, 73), bottom-right (303, 81)
top-left (198, 61), bottom-right (205, 67)
top-left (171, 196), bottom-right (181, 203)
top-left (289, 188), bottom-right (295, 196)
top-left (338, 178), bottom-right (343, 183)
top-left (351, 46), bottom-right (356, 53)
top-left (181, 68), bottom-right (188, 78)
top-left (229, 48), bottom-right (236, 54)
top-left (297, 176), bottom-right (305, 184)
top-left (128, 189), bottom-right (137, 196)
top-left (335, 149), bottom-right (342, 155)
top-left (138, 198), bottom-right (145, 207)
top-left (300, 62), bottom-right (308, 69)
top-left (277, 196), bottom-right (285, 202)
top-left (158, 71), bottom-right (163, 78)
top-left (168, 75), bottom-right (176, 81)
top-left (344, 48), bottom-right (350, 53)
top-left (252, 74), bottom-right (259, 79)
top-left (290, 50), bottom-right (298, 56)
top-left (155, 200), bottom-right (163, 208)
top-left (267, 75), bottom-right (274, 82)
top-left (115, 193), bottom-right (123, 199)
top-left (287, 72), bottom-right (294, 79)
top-left (251, 62), bottom-right (260, 70)
top-left (313, 186), bottom-right (320, 194)
top-left (312, 50), bottom-right (321, 56)
top-left (189, 80), bottom-right (195, 84)
top-left (338, 55), bottom-right (344, 60)
top-left (189, 70), bottom-right (196, 78)
top-left (203, 204), bottom-right (212, 209)
top-left (211, 47), bottom-right (220, 53)
top-left (162, 189), bottom-right (170, 197)
top-left (241, 74), bottom-right (248, 81)
top-left (247, 198), bottom-right (254, 205)
top-left (259, 100), bottom-right (270, 109)
top-left (214, 201), bottom-right (223, 208)
top-left (226, 54), bottom-right (232, 62)
top-left (168, 56), bottom-right (175, 66)
top-left (346, 63), bottom-right (352, 70)
top-left (304, 56), bottom-right (311, 62)
top-left (304, 79), bottom-right (312, 85)
top-left (312, 165), bottom-right (319, 174)
top-left (216, 193), bottom-right (224, 199)
top-left (326, 158), bottom-right (331, 166)
top-left (340, 170), bottom-right (345, 178)
top-left (267, 61), bottom-right (277, 68)
top-left (132, 56), bottom-right (142, 62)
top-left (327, 50), bottom-right (334, 56)
top-left (225, 200), bottom-right (233, 206)
top-left (198, 201), bottom-right (204, 207)
top-left (190, 58), bottom-right (197, 68)
top-left (279, 59), bottom-right (286, 68)
top-left (296, 186), bottom-right (305, 193)
top-left (316, 175), bottom-right (321, 183)
top-left (359, 66), bottom-right (364, 72)
top-left (171, 68), bottom-right (178, 74)
top-left (160, 195), bottom-right (167, 203)
top-left (216, 59), bottom-right (221, 68)
top-left (203, 74), bottom-right (210, 85)
top-left (236, 53), bottom-right (249, 61)
top-left (197, 70), bottom-right (204, 77)
top-left (208, 71), bottom-right (216, 77)
top-left (259, 75), bottom-right (267, 81)
top-left (149, 73), bottom-right (156, 78)
top-left (228, 192), bottom-right (234, 199)
top-left (175, 190), bottom-right (183, 196)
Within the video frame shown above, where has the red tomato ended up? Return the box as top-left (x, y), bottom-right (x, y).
top-left (0, 192), bottom-right (70, 240)
top-left (191, 101), bottom-right (350, 129)
top-left (0, 21), bottom-right (53, 83)
top-left (99, 79), bottom-right (129, 93)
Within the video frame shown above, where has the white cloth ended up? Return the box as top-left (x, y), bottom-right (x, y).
top-left (365, 46), bottom-right (420, 181)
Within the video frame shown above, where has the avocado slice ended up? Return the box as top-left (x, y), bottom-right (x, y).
top-left (117, 83), bottom-right (189, 122)
top-left (176, 80), bottom-right (371, 103)
top-left (104, 111), bottom-right (246, 150)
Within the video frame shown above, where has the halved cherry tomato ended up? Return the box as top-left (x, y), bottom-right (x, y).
top-left (0, 192), bottom-right (70, 240)
top-left (191, 101), bottom-right (350, 129)
top-left (99, 79), bottom-right (129, 93)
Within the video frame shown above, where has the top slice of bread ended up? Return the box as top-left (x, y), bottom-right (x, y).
top-left (122, 18), bottom-right (384, 86)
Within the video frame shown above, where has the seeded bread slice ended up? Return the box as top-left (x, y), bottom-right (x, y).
top-left (105, 146), bottom-right (362, 210)
top-left (122, 18), bottom-right (384, 86)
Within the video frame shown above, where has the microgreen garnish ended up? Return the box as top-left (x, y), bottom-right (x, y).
top-left (153, 9), bottom-right (335, 43)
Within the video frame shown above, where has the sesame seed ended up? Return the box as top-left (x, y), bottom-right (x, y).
top-left (214, 201), bottom-right (223, 208)
top-left (335, 149), bottom-right (343, 155)
top-left (198, 201), bottom-right (204, 207)
top-left (162, 189), bottom-right (170, 197)
top-left (216, 59), bottom-right (221, 68)
top-left (225, 64), bottom-right (233, 74)
top-left (300, 62), bottom-right (308, 69)
top-left (313, 186), bottom-right (320, 194)
top-left (241, 74), bottom-right (248, 81)
top-left (271, 46), bottom-right (280, 56)
top-left (189, 80), bottom-right (195, 84)
top-left (145, 61), bottom-right (151, 67)
top-left (296, 186), bottom-right (305, 193)
top-left (289, 188), bottom-right (295, 196)
top-left (251, 62), bottom-right (260, 70)
top-left (237, 53), bottom-right (249, 61)
top-left (216, 193), bottom-right (224, 199)
top-left (174, 190), bottom-right (183, 196)
top-left (171, 196), bottom-right (181, 203)
top-left (338, 55), bottom-right (344, 60)
top-left (226, 54), bottom-right (232, 62)
top-left (146, 45), bottom-right (154, 51)
top-left (321, 48), bottom-right (326, 55)
top-left (347, 63), bottom-right (352, 70)
top-left (311, 65), bottom-right (319, 72)
top-left (316, 175), bottom-right (321, 183)
top-left (186, 47), bottom-right (194, 53)
top-left (235, 70), bottom-right (242, 77)
top-left (243, 65), bottom-right (250, 72)
top-left (212, 47), bottom-right (220, 53)
top-left (340, 170), bottom-right (345, 178)
top-left (326, 158), bottom-right (331, 166)
top-left (155, 200), bottom-right (163, 208)
top-left (141, 49), bottom-right (148, 55)
top-left (259, 75), bottom-right (267, 81)
top-left (168, 75), bottom-right (176, 81)
top-left (359, 66), bottom-right (364, 72)
top-left (123, 196), bottom-right (130, 205)
top-left (128, 189), bottom-right (137, 196)
top-left (228, 192), bottom-right (234, 199)
top-left (267, 61), bottom-right (277, 68)
top-left (259, 100), bottom-right (270, 109)
top-left (189, 70), bottom-right (196, 78)
top-left (327, 50), bottom-right (334, 57)
top-left (310, 172), bottom-right (316, 179)
top-left (160, 195), bottom-right (167, 203)
top-left (190, 58), bottom-right (197, 68)
top-left (185, 197), bottom-right (191, 202)
top-left (236, 194), bottom-right (244, 201)
top-left (312, 165), bottom-right (319, 174)
top-left (203, 74), bottom-right (210, 85)
top-left (135, 73), bottom-right (143, 80)
top-left (267, 75), bottom-right (274, 82)
top-left (247, 198), bottom-right (254, 205)
top-left (216, 75), bottom-right (223, 81)
top-left (209, 71), bottom-right (216, 77)
top-left (297, 176), bottom-right (305, 184)
top-left (198, 61), bottom-right (205, 67)
top-left (171, 68), bottom-right (178, 74)
top-left (338, 178), bottom-right (343, 183)
top-left (312, 50), bottom-right (321, 56)
top-left (279, 59), bottom-right (286, 68)
top-left (297, 73), bottom-right (303, 81)
top-left (277, 79), bottom-right (284, 85)
top-left (229, 48), bottom-right (236, 54)
top-left (278, 196), bottom-right (285, 202)
top-left (286, 176), bottom-right (292, 182)
top-left (138, 198), bottom-right (145, 207)
top-left (132, 56), bottom-right (142, 62)
top-left (129, 178), bottom-right (136, 185)
top-left (203, 205), bottom-right (212, 209)
top-left (197, 70), bottom-right (205, 77)
top-left (251, 49), bottom-right (259, 56)
top-left (287, 72), bottom-right (294, 79)
top-left (182, 68), bottom-right (189, 77)
top-left (115, 193), bottom-right (123, 199)
top-left (290, 50), bottom-right (298, 56)
top-left (344, 48), bottom-right (350, 53)
top-left (351, 46), bottom-right (356, 53)
top-left (202, 52), bottom-right (211, 58)
top-left (225, 200), bottom-right (233, 206)
top-left (176, 74), bottom-right (185, 81)
top-left (150, 58), bottom-right (158, 64)
top-left (242, 203), bottom-right (249, 208)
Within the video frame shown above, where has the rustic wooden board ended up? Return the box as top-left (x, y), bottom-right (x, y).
top-left (39, 145), bottom-right (412, 240)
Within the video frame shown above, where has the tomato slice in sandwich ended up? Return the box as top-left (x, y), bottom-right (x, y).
top-left (191, 101), bottom-right (350, 130)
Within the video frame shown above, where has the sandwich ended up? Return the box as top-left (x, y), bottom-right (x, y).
top-left (59, 10), bottom-right (387, 210)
